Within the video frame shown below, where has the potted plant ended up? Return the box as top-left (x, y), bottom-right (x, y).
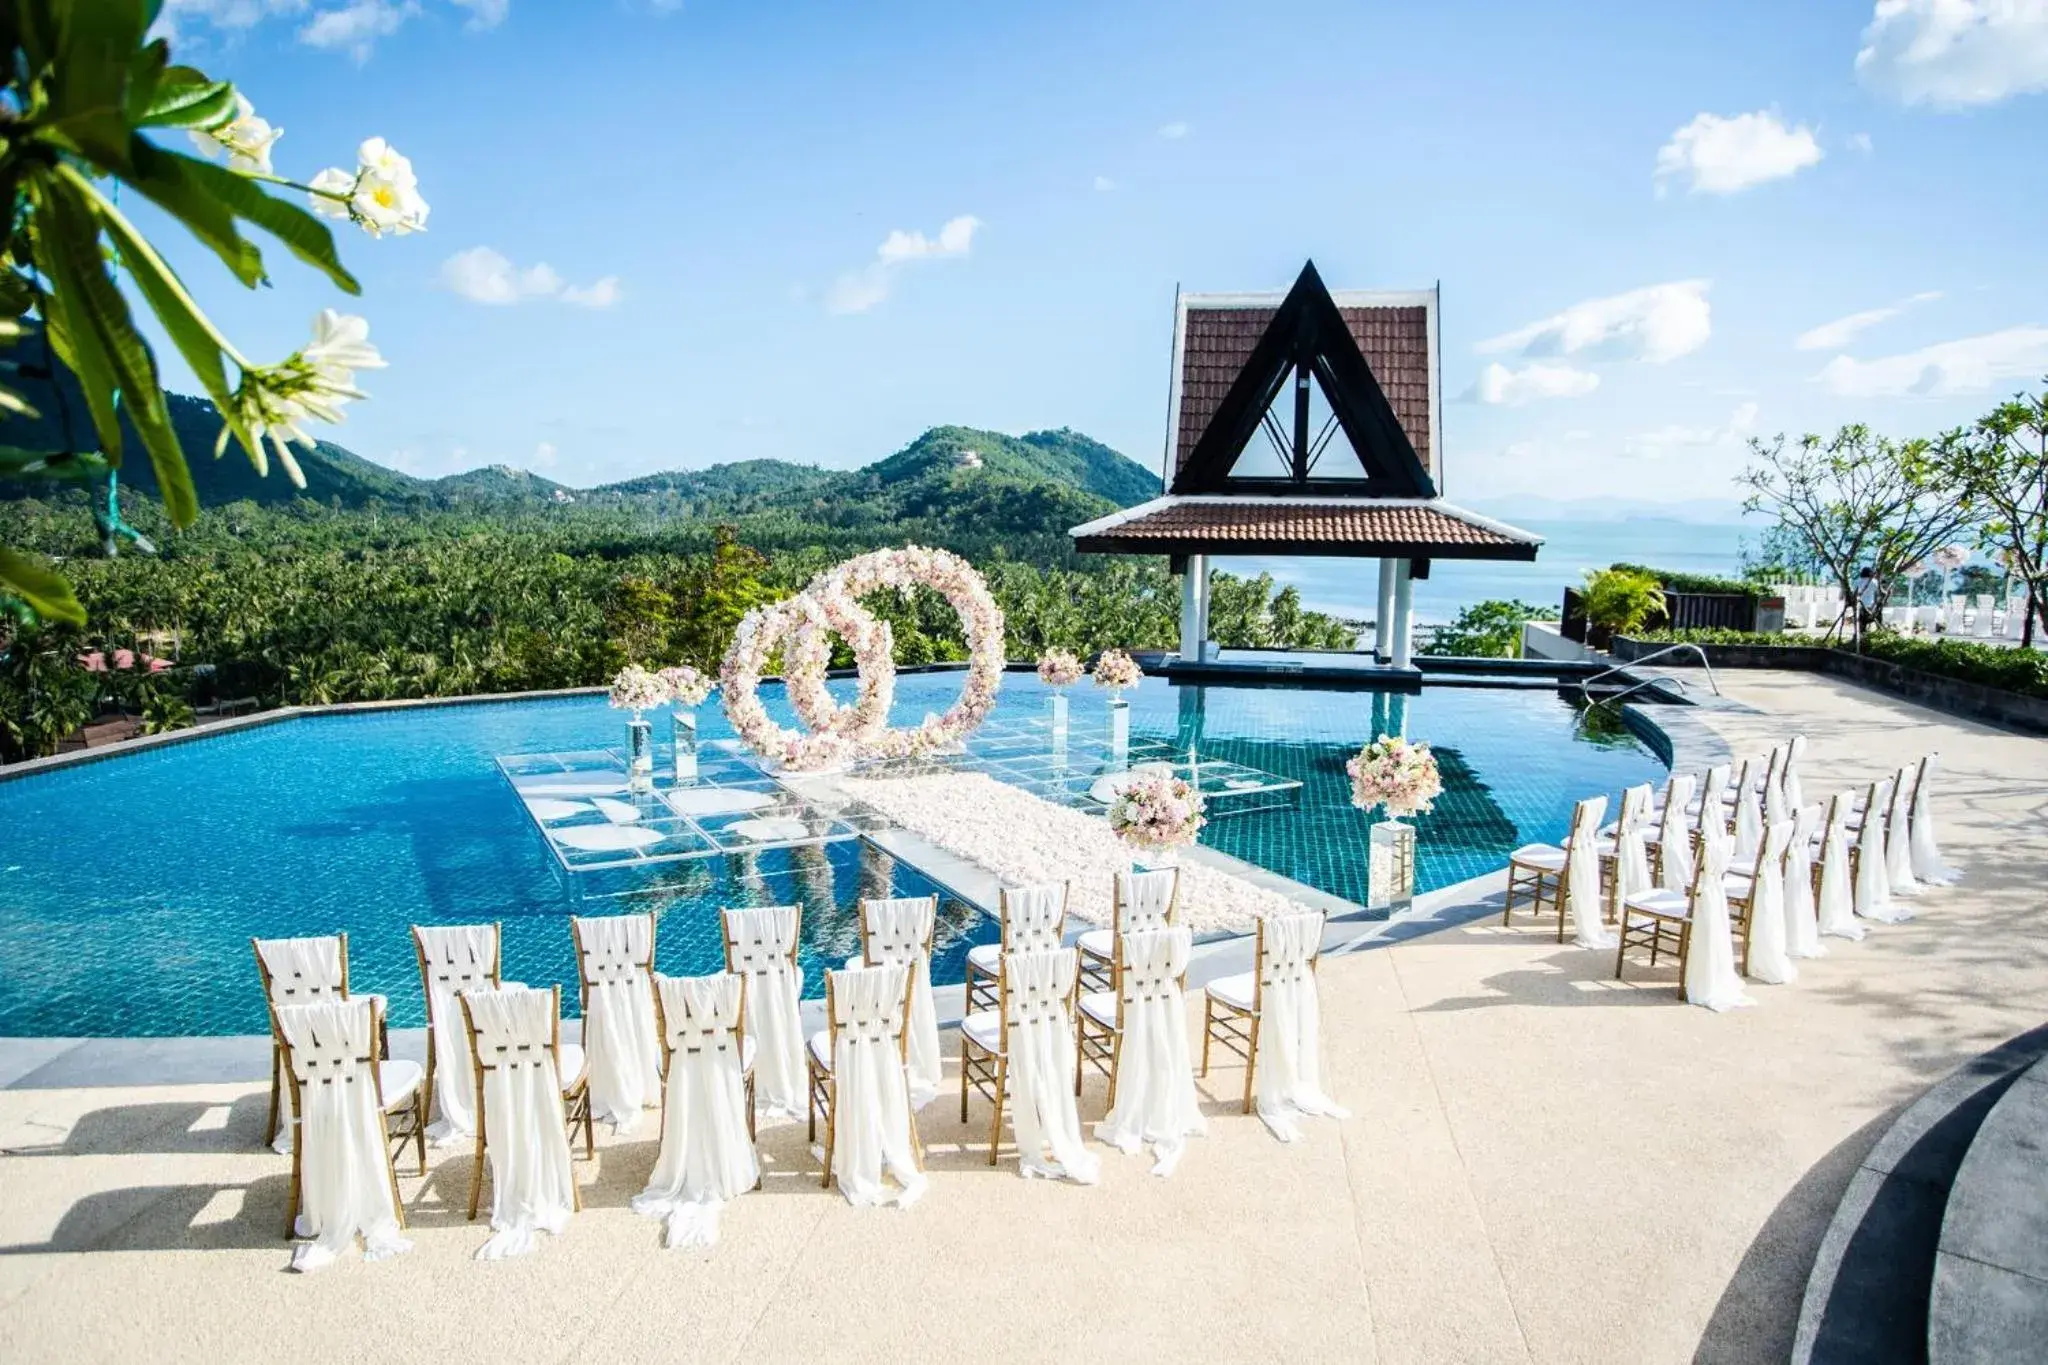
top-left (1579, 568), bottom-right (1667, 650)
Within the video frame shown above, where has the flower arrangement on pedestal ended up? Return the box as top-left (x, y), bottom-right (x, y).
top-left (719, 545), bottom-right (1006, 770)
top-left (658, 665), bottom-right (713, 708)
top-left (1037, 649), bottom-right (1084, 688)
top-left (1345, 735), bottom-right (1442, 822)
top-left (1092, 648), bottom-right (1142, 696)
top-left (609, 664), bottom-right (668, 715)
top-left (1106, 772), bottom-right (1206, 854)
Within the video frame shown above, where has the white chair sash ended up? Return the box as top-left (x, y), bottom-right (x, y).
top-left (258, 935), bottom-right (347, 1154)
top-left (634, 973), bottom-right (757, 1248)
top-left (858, 897), bottom-right (941, 1108)
top-left (724, 906), bottom-right (806, 1119)
top-left (1855, 782), bottom-right (1911, 923)
top-left (1657, 774), bottom-right (1697, 891)
top-left (1565, 796), bottom-right (1613, 949)
top-left (827, 964), bottom-right (926, 1207)
top-left (1734, 779), bottom-right (1764, 863)
top-left (1784, 804), bottom-right (1825, 959)
top-left (1746, 820), bottom-right (1796, 985)
top-left (1095, 925), bottom-right (1206, 1175)
top-left (465, 987), bottom-right (576, 1260)
top-left (1817, 793), bottom-right (1864, 941)
top-left (1614, 784), bottom-right (1654, 912)
top-left (1000, 948), bottom-right (1098, 1183)
top-left (575, 913), bottom-right (661, 1132)
top-left (1251, 911), bottom-right (1348, 1143)
top-left (1002, 883), bottom-right (1066, 953)
top-left (1696, 764), bottom-right (1730, 824)
top-left (1685, 825), bottom-right (1754, 1013)
top-left (1783, 735), bottom-right (1807, 810)
top-left (416, 924), bottom-right (500, 1144)
top-left (275, 998), bottom-right (411, 1273)
top-left (1908, 753), bottom-right (1961, 885)
top-left (1116, 868), bottom-right (1177, 930)
top-left (1884, 765), bottom-right (1921, 896)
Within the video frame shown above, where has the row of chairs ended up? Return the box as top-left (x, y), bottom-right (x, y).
top-left (255, 868), bottom-right (1344, 1268)
top-left (1881, 596), bottom-right (2018, 640)
top-left (1502, 738), bottom-right (1959, 1005)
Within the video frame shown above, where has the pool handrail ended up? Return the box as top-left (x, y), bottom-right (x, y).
top-left (1578, 644), bottom-right (1720, 701)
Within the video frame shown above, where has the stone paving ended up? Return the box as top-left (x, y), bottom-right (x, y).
top-left (1, 669), bottom-right (2044, 1364)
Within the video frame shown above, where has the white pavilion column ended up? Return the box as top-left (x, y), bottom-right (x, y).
top-left (1374, 557), bottom-right (1396, 661)
top-left (1179, 554), bottom-right (1209, 661)
top-left (1390, 559), bottom-right (1416, 670)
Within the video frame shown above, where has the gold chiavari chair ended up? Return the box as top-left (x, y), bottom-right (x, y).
top-left (411, 922), bottom-right (502, 1135)
top-left (958, 947), bottom-right (1081, 1164)
top-left (252, 932), bottom-right (386, 1149)
top-left (1597, 783), bottom-right (1653, 922)
top-left (1200, 909), bottom-right (1325, 1114)
top-left (1615, 832), bottom-right (1710, 988)
top-left (275, 996), bottom-right (424, 1240)
top-left (1076, 924), bottom-right (1192, 1111)
top-left (1504, 796), bottom-right (1602, 939)
top-left (1077, 868), bottom-right (1179, 994)
top-left (806, 964), bottom-right (923, 1189)
top-left (963, 882), bottom-right (1069, 1015)
top-left (651, 971), bottom-right (759, 1183)
top-left (458, 984), bottom-right (594, 1221)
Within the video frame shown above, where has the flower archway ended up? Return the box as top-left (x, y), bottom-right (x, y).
top-left (719, 546), bottom-right (1006, 769)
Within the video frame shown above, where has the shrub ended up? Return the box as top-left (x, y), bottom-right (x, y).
top-left (1611, 563), bottom-right (1763, 598)
top-left (1580, 569), bottom-right (1666, 635)
top-left (1426, 600), bottom-right (1547, 658)
top-left (1626, 628), bottom-right (1798, 646)
top-left (1856, 634), bottom-right (2048, 699)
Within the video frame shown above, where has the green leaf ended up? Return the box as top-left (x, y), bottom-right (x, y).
top-left (170, 151), bottom-right (362, 294)
top-left (0, 270), bottom-right (35, 317)
top-left (32, 244), bottom-right (125, 467)
top-left (0, 546), bottom-right (84, 625)
top-left (120, 138), bottom-right (265, 287)
top-left (138, 65), bottom-right (238, 130)
top-left (42, 0), bottom-right (155, 172)
top-left (0, 382), bottom-right (38, 419)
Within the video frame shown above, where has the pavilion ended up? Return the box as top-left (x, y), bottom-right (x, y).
top-left (1069, 261), bottom-right (1542, 672)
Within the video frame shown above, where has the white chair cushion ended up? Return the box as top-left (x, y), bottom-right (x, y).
top-left (1510, 843), bottom-right (1566, 870)
top-left (807, 1029), bottom-right (831, 1073)
top-left (959, 1009), bottom-right (1002, 1054)
top-left (1076, 928), bottom-right (1113, 960)
top-left (1078, 990), bottom-right (1118, 1029)
top-left (966, 942), bottom-right (1000, 973)
top-left (1624, 888), bottom-right (1690, 920)
top-left (556, 1042), bottom-right (586, 1089)
top-left (1205, 972), bottom-right (1255, 1012)
top-left (378, 1058), bottom-right (423, 1107)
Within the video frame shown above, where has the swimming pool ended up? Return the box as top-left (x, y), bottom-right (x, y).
top-left (0, 671), bottom-right (1664, 1037)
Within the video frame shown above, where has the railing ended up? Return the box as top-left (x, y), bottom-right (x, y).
top-left (1596, 674), bottom-right (1688, 708)
top-left (1577, 643), bottom-right (1720, 702)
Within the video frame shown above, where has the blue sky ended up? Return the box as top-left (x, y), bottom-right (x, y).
top-left (150, 0), bottom-right (2048, 505)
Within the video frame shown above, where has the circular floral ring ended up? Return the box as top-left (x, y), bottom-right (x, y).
top-left (720, 590), bottom-right (888, 770)
top-left (784, 601), bottom-right (895, 744)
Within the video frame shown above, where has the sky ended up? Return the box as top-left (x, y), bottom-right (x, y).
top-left (147, 0), bottom-right (2048, 506)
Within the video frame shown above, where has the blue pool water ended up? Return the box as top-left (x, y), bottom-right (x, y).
top-left (0, 672), bottom-right (1664, 1037)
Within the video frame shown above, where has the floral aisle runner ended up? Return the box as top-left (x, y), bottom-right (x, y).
top-left (839, 773), bottom-right (1300, 933)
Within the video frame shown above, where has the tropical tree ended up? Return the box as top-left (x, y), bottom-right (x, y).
top-left (1738, 424), bottom-right (1978, 644)
top-left (0, 0), bottom-right (423, 623)
top-left (1931, 380), bottom-right (2048, 646)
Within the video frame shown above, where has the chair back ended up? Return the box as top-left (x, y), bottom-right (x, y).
top-left (1615, 783), bottom-right (1652, 831)
top-left (1888, 765), bottom-right (1915, 824)
top-left (825, 963), bottom-right (912, 1063)
top-left (856, 895), bottom-right (936, 971)
top-left (1696, 765), bottom-right (1731, 822)
top-left (1115, 925), bottom-right (1192, 1017)
top-left (275, 995), bottom-right (384, 1101)
top-left (413, 924), bottom-right (501, 1028)
top-left (1731, 756), bottom-right (1756, 799)
top-left (1254, 910), bottom-right (1325, 1012)
top-left (1789, 803), bottom-right (1823, 862)
top-left (998, 948), bottom-right (1078, 1046)
top-left (1784, 735), bottom-right (1808, 808)
top-left (253, 934), bottom-right (349, 1019)
top-left (1657, 773), bottom-right (1696, 851)
top-left (571, 912), bottom-right (655, 1000)
top-left (722, 905), bottom-right (802, 982)
top-left (652, 972), bottom-right (745, 1071)
top-left (1760, 818), bottom-right (1792, 875)
top-left (1113, 867), bottom-right (1179, 934)
top-left (460, 985), bottom-right (565, 1082)
top-left (1561, 794), bottom-right (1607, 902)
top-left (998, 882), bottom-right (1067, 954)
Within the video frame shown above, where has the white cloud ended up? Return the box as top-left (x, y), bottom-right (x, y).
top-left (1856, 0), bottom-right (2048, 107)
top-left (1157, 121), bottom-right (1189, 139)
top-left (1847, 131), bottom-right (1875, 153)
top-left (1478, 280), bottom-right (1712, 365)
top-left (1462, 361), bottom-right (1601, 406)
top-left (300, 0), bottom-right (418, 59)
top-left (1654, 111), bottom-right (1823, 195)
top-left (440, 247), bottom-right (621, 308)
top-left (1093, 175), bottom-right (1117, 192)
top-left (826, 214), bottom-right (980, 315)
top-left (1627, 402), bottom-right (1760, 456)
top-left (450, 0), bottom-right (507, 27)
top-left (1794, 291), bottom-right (1943, 351)
top-left (1814, 325), bottom-right (2048, 397)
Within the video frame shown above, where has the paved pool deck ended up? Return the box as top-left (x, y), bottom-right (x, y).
top-left (2, 669), bottom-right (2044, 1364)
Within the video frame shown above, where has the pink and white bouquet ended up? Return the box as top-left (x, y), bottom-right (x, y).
top-left (1345, 735), bottom-right (1442, 820)
top-left (1037, 648), bottom-right (1084, 688)
top-left (1107, 772), bottom-right (1206, 851)
top-left (658, 664), bottom-right (713, 708)
top-left (1092, 648), bottom-right (1142, 692)
top-left (609, 663), bottom-right (668, 714)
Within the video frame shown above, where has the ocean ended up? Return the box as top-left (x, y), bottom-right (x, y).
top-left (1215, 517), bottom-right (1751, 626)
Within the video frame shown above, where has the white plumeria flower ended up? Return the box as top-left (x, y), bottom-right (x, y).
top-left (303, 309), bottom-right (387, 385)
top-left (351, 169), bottom-right (430, 237)
top-left (356, 137), bottom-right (418, 187)
top-left (190, 94), bottom-right (283, 175)
top-left (307, 167), bottom-right (356, 220)
top-left (217, 312), bottom-right (384, 488)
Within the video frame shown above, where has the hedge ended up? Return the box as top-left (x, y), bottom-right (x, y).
top-left (1626, 627), bottom-right (2048, 700)
top-left (1610, 563), bottom-right (1762, 599)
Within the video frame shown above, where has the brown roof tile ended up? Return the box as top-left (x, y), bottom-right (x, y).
top-left (1076, 500), bottom-right (1535, 558)
top-left (1174, 304), bottom-right (1431, 474)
